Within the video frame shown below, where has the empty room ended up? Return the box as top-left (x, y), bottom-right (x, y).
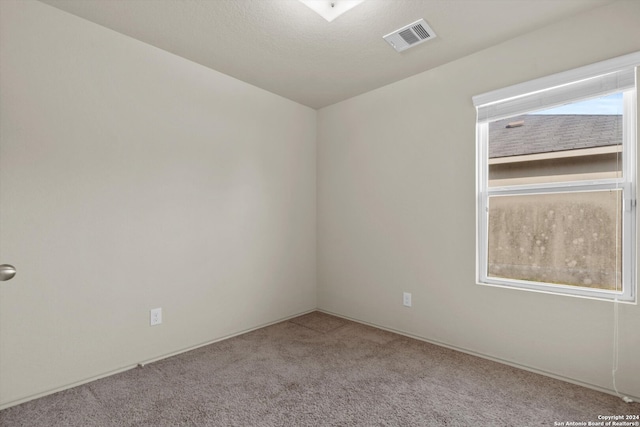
top-left (1, 0), bottom-right (640, 425)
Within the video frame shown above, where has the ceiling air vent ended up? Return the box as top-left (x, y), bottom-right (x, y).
top-left (383, 19), bottom-right (437, 53)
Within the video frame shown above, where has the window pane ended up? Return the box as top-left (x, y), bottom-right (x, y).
top-left (487, 190), bottom-right (622, 291)
top-left (488, 93), bottom-right (623, 187)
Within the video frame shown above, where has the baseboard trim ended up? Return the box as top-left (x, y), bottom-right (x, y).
top-left (0, 309), bottom-right (316, 411)
top-left (317, 308), bottom-right (640, 404)
top-left (5, 307), bottom-right (636, 410)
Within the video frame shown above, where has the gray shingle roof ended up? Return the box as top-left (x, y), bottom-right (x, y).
top-left (489, 114), bottom-right (622, 159)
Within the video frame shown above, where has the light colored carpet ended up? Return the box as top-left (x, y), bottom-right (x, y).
top-left (1, 311), bottom-right (638, 426)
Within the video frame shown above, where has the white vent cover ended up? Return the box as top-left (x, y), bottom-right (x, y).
top-left (383, 19), bottom-right (436, 53)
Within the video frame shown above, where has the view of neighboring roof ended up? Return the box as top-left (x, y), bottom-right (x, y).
top-left (489, 114), bottom-right (622, 159)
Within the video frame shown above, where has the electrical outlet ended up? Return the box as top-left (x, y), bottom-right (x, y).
top-left (403, 292), bottom-right (412, 307)
top-left (150, 307), bottom-right (162, 326)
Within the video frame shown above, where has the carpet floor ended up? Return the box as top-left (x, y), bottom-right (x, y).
top-left (1, 311), bottom-right (638, 426)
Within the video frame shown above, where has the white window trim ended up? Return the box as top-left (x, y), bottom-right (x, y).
top-left (474, 54), bottom-right (639, 303)
top-left (473, 51), bottom-right (640, 109)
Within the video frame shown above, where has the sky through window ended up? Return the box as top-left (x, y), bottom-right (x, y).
top-left (532, 92), bottom-right (623, 115)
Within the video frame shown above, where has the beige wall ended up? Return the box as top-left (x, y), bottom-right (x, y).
top-left (0, 0), bottom-right (316, 407)
top-left (317, 0), bottom-right (640, 400)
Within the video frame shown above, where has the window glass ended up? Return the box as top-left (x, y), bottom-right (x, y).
top-left (488, 190), bottom-right (622, 291)
top-left (488, 93), bottom-right (623, 187)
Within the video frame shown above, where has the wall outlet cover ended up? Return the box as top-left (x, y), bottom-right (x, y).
top-left (403, 292), bottom-right (412, 307)
top-left (150, 307), bottom-right (162, 326)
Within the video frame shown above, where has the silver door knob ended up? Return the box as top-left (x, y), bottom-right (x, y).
top-left (0, 264), bottom-right (16, 281)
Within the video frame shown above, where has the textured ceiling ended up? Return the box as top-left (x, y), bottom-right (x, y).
top-left (39, 0), bottom-right (614, 109)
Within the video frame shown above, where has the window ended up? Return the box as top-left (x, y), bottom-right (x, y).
top-left (474, 53), bottom-right (640, 302)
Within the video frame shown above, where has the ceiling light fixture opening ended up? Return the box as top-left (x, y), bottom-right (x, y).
top-left (298, 0), bottom-right (366, 22)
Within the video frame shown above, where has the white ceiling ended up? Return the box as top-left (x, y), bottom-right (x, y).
top-left (39, 0), bottom-right (614, 109)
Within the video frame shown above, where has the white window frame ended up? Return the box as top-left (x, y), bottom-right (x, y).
top-left (474, 52), bottom-right (640, 303)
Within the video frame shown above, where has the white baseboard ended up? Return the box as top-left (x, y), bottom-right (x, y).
top-left (317, 308), bottom-right (640, 404)
top-left (0, 309), bottom-right (316, 410)
top-left (4, 307), bottom-right (636, 411)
